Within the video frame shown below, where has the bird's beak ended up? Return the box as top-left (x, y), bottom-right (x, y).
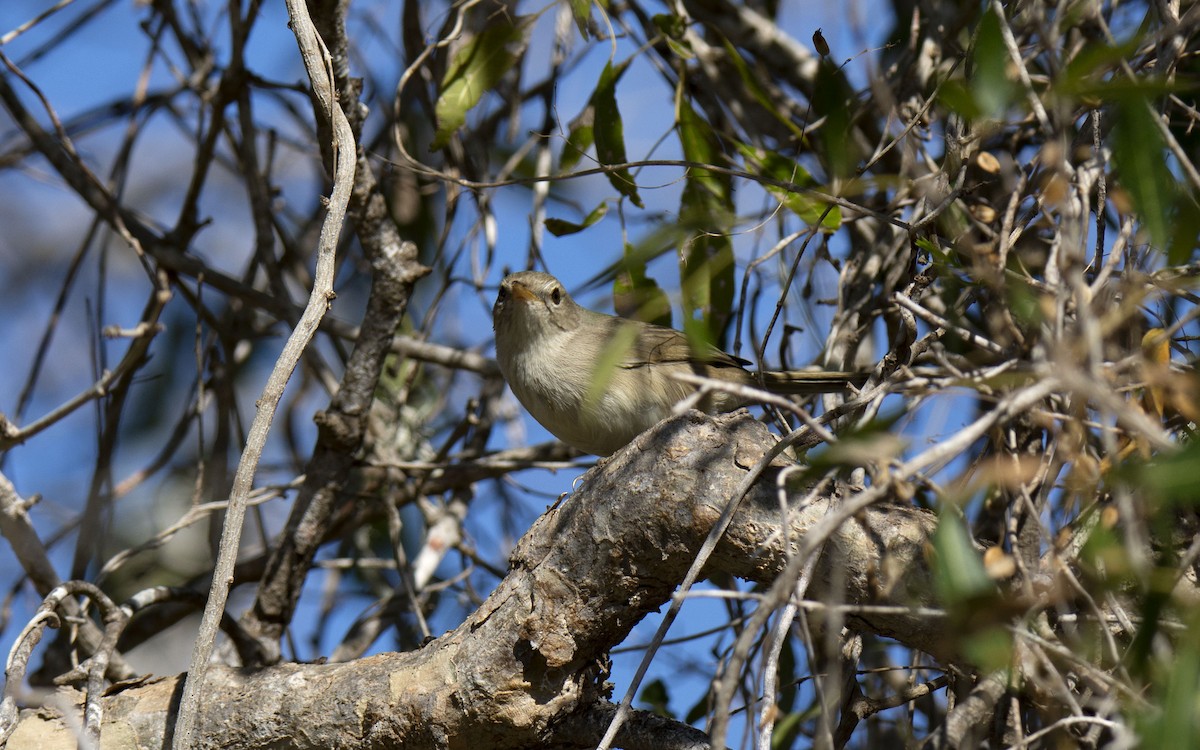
top-left (508, 282), bottom-right (537, 303)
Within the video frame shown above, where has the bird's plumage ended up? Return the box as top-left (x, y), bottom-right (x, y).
top-left (493, 270), bottom-right (863, 455)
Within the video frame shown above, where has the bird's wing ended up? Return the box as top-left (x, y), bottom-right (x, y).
top-left (618, 319), bottom-right (750, 370)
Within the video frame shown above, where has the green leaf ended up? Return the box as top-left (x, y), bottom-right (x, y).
top-left (1058, 75), bottom-right (1179, 104)
top-left (1112, 98), bottom-right (1174, 252)
top-left (803, 412), bottom-right (907, 472)
top-left (677, 100), bottom-right (728, 200)
top-left (684, 685), bottom-right (712, 724)
top-left (585, 321), bottom-right (640, 407)
top-left (561, 113), bottom-right (594, 172)
top-left (1169, 191), bottom-right (1200, 265)
top-left (971, 9), bottom-right (1016, 120)
top-left (677, 98), bottom-right (734, 343)
top-left (1076, 509), bottom-right (1131, 585)
top-left (1055, 38), bottom-right (1142, 102)
top-left (544, 202), bottom-right (608, 237)
top-left (777, 636), bottom-right (797, 713)
top-left (720, 39), bottom-right (804, 141)
top-left (812, 60), bottom-right (856, 177)
top-left (567, 0), bottom-right (592, 40)
top-left (1127, 567), bottom-right (1177, 674)
top-left (1151, 647), bottom-right (1200, 744)
top-left (652, 12), bottom-right (693, 59)
top-left (1006, 277), bottom-right (1043, 327)
top-left (771, 711), bottom-right (806, 749)
top-left (1137, 612), bottom-right (1200, 745)
top-left (431, 18), bottom-right (529, 151)
top-left (962, 627), bottom-right (1013, 675)
top-left (1124, 441), bottom-right (1200, 507)
top-left (651, 12), bottom-right (686, 40)
top-left (592, 60), bottom-right (643, 207)
top-left (614, 243), bottom-right (672, 327)
top-left (1159, 643), bottom-right (1200, 744)
top-left (932, 509), bottom-right (993, 604)
top-left (638, 678), bottom-right (671, 718)
top-left (737, 144), bottom-right (842, 230)
top-left (937, 79), bottom-right (984, 121)
top-left (913, 236), bottom-right (943, 258)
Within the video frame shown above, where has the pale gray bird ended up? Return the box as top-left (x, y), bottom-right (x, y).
top-left (493, 270), bottom-right (864, 456)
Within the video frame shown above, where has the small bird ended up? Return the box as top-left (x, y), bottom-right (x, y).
top-left (493, 270), bottom-right (865, 456)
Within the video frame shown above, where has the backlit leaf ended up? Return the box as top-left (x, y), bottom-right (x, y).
top-left (1112, 99), bottom-right (1173, 252)
top-left (431, 18), bottom-right (529, 151)
top-left (932, 509), bottom-right (993, 604)
top-left (737, 144), bottom-right (842, 230)
top-left (545, 202), bottom-right (608, 237)
top-left (593, 60), bottom-right (643, 207)
top-left (677, 97), bottom-right (734, 343)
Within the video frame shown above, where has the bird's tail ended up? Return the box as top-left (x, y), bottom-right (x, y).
top-left (755, 369), bottom-right (869, 395)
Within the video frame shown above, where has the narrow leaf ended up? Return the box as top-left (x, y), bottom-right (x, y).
top-left (720, 39), bottom-right (804, 140)
top-left (1168, 191), bottom-right (1200, 265)
top-left (431, 18), bottom-right (528, 151)
top-left (971, 9), bottom-right (1016, 120)
top-left (567, 0), bottom-right (592, 40)
top-left (585, 321), bottom-right (640, 407)
top-left (614, 242), bottom-right (671, 327)
top-left (561, 110), bottom-right (594, 172)
top-left (1112, 99), bottom-right (1173, 252)
top-left (932, 510), bottom-right (993, 604)
top-left (812, 60), bottom-right (856, 178)
top-left (737, 144), bottom-right (842, 230)
top-left (637, 679), bottom-right (671, 718)
top-left (545, 202), bottom-right (608, 237)
top-left (677, 98), bottom-right (734, 343)
top-left (592, 61), bottom-right (643, 207)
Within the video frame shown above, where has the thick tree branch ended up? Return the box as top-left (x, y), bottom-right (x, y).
top-left (4, 412), bottom-right (940, 748)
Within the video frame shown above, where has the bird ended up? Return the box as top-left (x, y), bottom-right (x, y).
top-left (492, 270), bottom-right (865, 456)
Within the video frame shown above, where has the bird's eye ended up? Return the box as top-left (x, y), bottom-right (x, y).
top-left (550, 287), bottom-right (562, 304)
top-left (497, 286), bottom-right (508, 302)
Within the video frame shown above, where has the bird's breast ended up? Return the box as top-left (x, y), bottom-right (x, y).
top-left (497, 329), bottom-right (679, 455)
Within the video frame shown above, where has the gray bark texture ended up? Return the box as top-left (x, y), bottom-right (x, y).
top-left (5, 411), bottom-right (939, 749)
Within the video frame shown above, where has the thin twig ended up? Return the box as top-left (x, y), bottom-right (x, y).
top-left (169, 2), bottom-right (354, 745)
